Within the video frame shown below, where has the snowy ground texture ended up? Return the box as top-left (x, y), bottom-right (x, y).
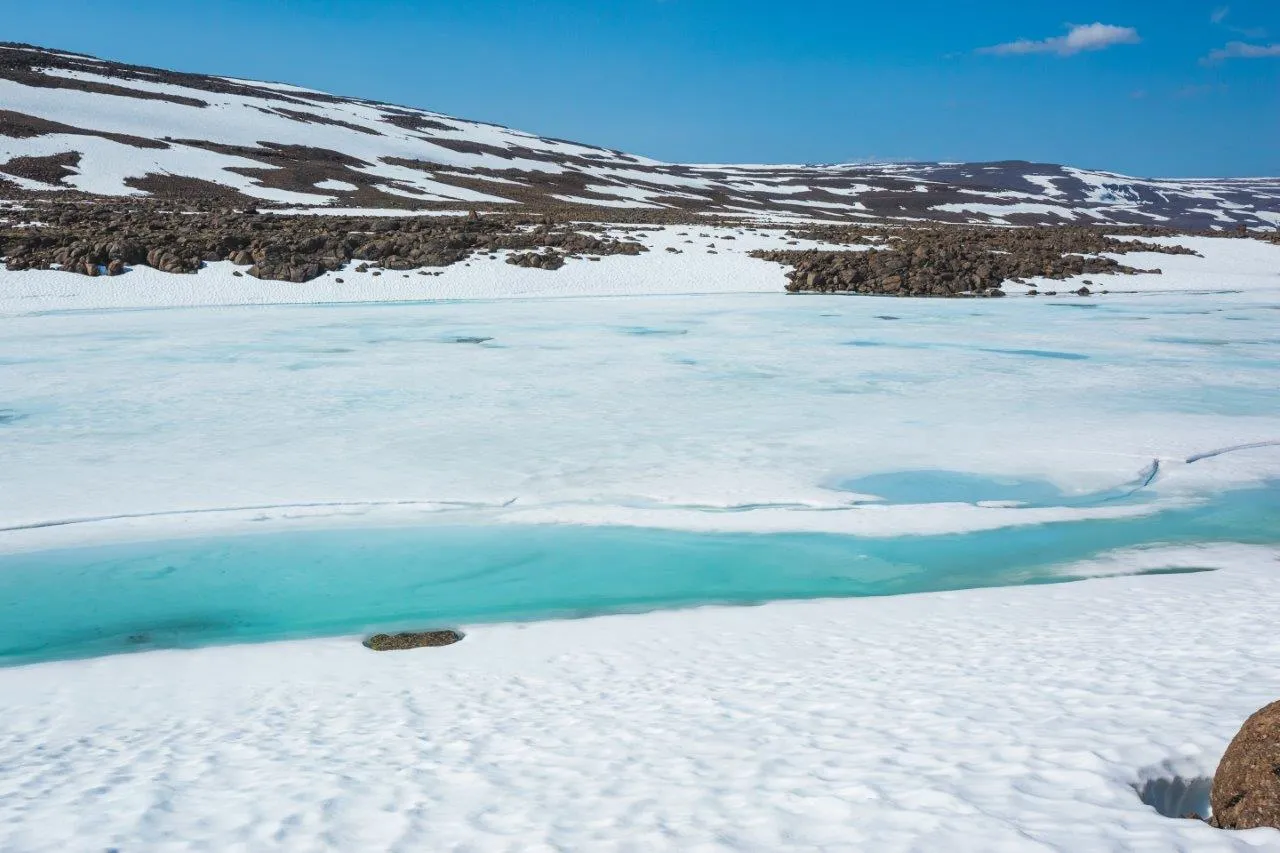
top-left (1, 232), bottom-right (1280, 850)
top-left (0, 544), bottom-right (1278, 853)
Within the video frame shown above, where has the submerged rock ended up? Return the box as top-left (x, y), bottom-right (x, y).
top-left (363, 630), bottom-right (463, 651)
top-left (1211, 700), bottom-right (1280, 830)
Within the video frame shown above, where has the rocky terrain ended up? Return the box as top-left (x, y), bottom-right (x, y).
top-left (752, 225), bottom-right (1208, 297)
top-left (4, 199), bottom-right (1273, 294)
top-left (2, 43), bottom-right (1279, 230)
top-left (0, 202), bottom-right (646, 282)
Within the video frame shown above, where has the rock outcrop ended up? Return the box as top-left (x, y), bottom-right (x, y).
top-left (0, 203), bottom-right (646, 281)
top-left (752, 225), bottom-right (1199, 297)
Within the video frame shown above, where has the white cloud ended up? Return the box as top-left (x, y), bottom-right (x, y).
top-left (1174, 83), bottom-right (1218, 99)
top-left (978, 22), bottom-right (1141, 57)
top-left (1203, 40), bottom-right (1280, 62)
top-left (1210, 6), bottom-right (1268, 38)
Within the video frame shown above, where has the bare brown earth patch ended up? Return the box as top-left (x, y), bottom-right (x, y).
top-left (0, 151), bottom-right (80, 187)
top-left (379, 110), bottom-right (459, 134)
top-left (124, 175), bottom-right (262, 206)
top-left (0, 109), bottom-right (170, 149)
top-left (251, 106), bottom-right (381, 135)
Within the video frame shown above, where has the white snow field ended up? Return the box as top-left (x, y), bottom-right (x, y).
top-left (1, 233), bottom-right (1279, 850)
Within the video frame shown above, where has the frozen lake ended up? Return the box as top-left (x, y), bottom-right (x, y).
top-left (3, 286), bottom-right (1279, 543)
top-left (2, 241), bottom-right (1280, 662)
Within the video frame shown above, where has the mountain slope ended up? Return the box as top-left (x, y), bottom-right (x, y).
top-left (1, 43), bottom-right (1278, 229)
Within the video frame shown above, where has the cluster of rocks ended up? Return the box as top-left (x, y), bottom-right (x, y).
top-left (752, 226), bottom-right (1200, 297)
top-left (506, 249), bottom-right (566, 270)
top-left (0, 202), bottom-right (647, 282)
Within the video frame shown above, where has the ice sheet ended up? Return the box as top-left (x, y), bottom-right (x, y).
top-left (1, 234), bottom-right (1278, 550)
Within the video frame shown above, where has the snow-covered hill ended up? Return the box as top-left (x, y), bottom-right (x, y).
top-left (2, 43), bottom-right (1278, 229)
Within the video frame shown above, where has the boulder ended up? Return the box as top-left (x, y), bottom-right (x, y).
top-left (1211, 700), bottom-right (1280, 830)
top-left (363, 630), bottom-right (463, 651)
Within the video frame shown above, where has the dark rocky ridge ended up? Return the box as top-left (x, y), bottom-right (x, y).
top-left (2, 201), bottom-right (1269, 292)
top-left (752, 225), bottom-right (1209, 297)
top-left (0, 202), bottom-right (646, 282)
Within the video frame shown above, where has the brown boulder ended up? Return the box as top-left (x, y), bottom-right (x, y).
top-left (1212, 700), bottom-right (1280, 830)
top-left (363, 630), bottom-right (462, 651)
top-left (106, 240), bottom-right (145, 263)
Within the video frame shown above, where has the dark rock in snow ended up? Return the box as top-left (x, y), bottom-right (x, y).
top-left (363, 630), bottom-right (463, 651)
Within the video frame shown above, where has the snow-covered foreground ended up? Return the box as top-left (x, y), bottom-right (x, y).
top-left (1, 233), bottom-right (1279, 849)
top-left (1, 545), bottom-right (1279, 851)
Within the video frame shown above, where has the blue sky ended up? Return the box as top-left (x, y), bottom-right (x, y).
top-left (4, 0), bottom-right (1278, 176)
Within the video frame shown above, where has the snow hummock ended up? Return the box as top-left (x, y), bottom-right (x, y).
top-left (312, 178), bottom-right (358, 192)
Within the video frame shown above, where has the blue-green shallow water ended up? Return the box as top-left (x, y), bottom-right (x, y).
top-left (836, 467), bottom-right (1159, 508)
top-left (1, 482), bottom-right (1277, 667)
